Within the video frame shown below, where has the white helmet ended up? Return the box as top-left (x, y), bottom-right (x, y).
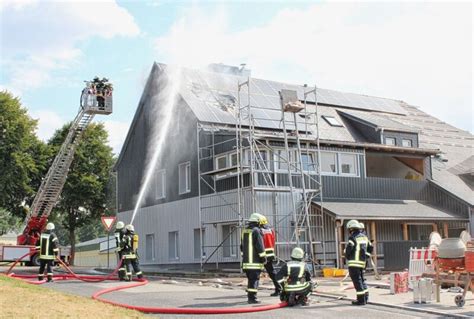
top-left (248, 213), bottom-right (261, 223)
top-left (291, 247), bottom-right (305, 260)
top-left (116, 221), bottom-right (125, 230)
top-left (46, 222), bottom-right (55, 230)
top-left (358, 222), bottom-right (365, 229)
top-left (125, 224), bottom-right (135, 232)
top-left (346, 220), bottom-right (360, 230)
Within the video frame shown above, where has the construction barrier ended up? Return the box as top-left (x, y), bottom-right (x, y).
top-left (408, 247), bottom-right (437, 289)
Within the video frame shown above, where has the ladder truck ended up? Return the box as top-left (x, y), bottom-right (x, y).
top-left (0, 80), bottom-right (113, 266)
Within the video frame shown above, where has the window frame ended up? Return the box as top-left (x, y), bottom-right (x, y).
top-left (222, 224), bottom-right (239, 258)
top-left (215, 155), bottom-right (228, 170)
top-left (145, 233), bottom-right (155, 261)
top-left (385, 137), bottom-right (396, 146)
top-left (320, 151), bottom-right (338, 175)
top-left (338, 153), bottom-right (359, 177)
top-left (168, 231), bottom-right (179, 260)
top-left (402, 139), bottom-right (413, 147)
top-left (322, 115), bottom-right (343, 127)
top-left (178, 162), bottom-right (191, 195)
top-left (155, 169), bottom-right (166, 199)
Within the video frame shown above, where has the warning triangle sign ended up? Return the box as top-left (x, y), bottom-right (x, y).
top-left (101, 216), bottom-right (116, 232)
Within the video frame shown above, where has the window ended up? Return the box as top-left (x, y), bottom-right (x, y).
top-left (216, 155), bottom-right (227, 170)
top-left (301, 152), bottom-right (316, 172)
top-left (155, 170), bottom-right (166, 199)
top-left (194, 228), bottom-right (205, 259)
top-left (230, 153), bottom-right (238, 167)
top-left (385, 137), bottom-right (396, 146)
top-left (255, 150), bottom-right (270, 171)
top-left (276, 150), bottom-right (289, 171)
top-left (339, 153), bottom-right (358, 176)
top-left (179, 162), bottom-right (191, 194)
top-left (168, 231), bottom-right (179, 260)
top-left (402, 139), bottom-right (412, 147)
top-left (321, 152), bottom-right (337, 174)
top-left (222, 224), bottom-right (238, 257)
top-left (322, 115), bottom-right (343, 127)
top-left (145, 234), bottom-right (155, 261)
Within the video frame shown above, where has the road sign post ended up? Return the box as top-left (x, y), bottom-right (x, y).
top-left (101, 216), bottom-right (116, 269)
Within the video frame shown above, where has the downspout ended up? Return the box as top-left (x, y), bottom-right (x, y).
top-left (379, 127), bottom-right (384, 144)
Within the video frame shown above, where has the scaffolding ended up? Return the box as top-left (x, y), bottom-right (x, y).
top-left (197, 76), bottom-right (326, 273)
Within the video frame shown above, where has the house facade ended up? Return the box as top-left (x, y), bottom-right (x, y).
top-left (116, 63), bottom-right (473, 270)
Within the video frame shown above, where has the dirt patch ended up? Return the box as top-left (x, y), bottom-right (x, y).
top-left (0, 275), bottom-right (146, 318)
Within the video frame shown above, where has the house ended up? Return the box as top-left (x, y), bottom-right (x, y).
top-left (115, 63), bottom-right (473, 271)
top-left (73, 237), bottom-right (116, 268)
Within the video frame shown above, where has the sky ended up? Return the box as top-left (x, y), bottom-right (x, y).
top-left (1, 0), bottom-right (472, 155)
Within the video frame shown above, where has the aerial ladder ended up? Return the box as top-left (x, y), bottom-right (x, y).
top-left (16, 79), bottom-right (113, 250)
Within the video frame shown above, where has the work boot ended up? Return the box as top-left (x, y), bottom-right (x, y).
top-left (248, 298), bottom-right (261, 304)
top-left (300, 296), bottom-right (309, 306)
top-left (270, 289), bottom-right (281, 297)
top-left (38, 275), bottom-right (43, 281)
top-left (351, 295), bottom-right (366, 306)
top-left (288, 293), bottom-right (296, 306)
top-left (365, 292), bottom-right (369, 304)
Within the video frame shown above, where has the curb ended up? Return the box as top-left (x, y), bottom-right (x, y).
top-left (313, 292), bottom-right (471, 318)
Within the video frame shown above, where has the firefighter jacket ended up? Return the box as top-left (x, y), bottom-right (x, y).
top-left (121, 233), bottom-right (139, 259)
top-left (260, 225), bottom-right (276, 258)
top-left (240, 224), bottom-right (266, 270)
top-left (36, 231), bottom-right (59, 260)
top-left (345, 230), bottom-right (373, 268)
top-left (114, 229), bottom-right (124, 253)
top-left (276, 260), bottom-right (311, 292)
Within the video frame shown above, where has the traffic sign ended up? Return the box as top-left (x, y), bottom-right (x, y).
top-left (101, 216), bottom-right (116, 232)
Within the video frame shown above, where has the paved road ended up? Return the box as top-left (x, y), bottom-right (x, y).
top-left (43, 279), bottom-right (442, 319)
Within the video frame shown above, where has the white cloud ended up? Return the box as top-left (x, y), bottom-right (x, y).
top-left (102, 120), bottom-right (132, 155)
top-left (30, 110), bottom-right (66, 142)
top-left (154, 3), bottom-right (472, 132)
top-left (1, 0), bottom-right (140, 93)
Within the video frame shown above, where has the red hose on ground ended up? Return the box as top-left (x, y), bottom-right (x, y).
top-left (5, 254), bottom-right (288, 314)
top-left (92, 280), bottom-right (288, 314)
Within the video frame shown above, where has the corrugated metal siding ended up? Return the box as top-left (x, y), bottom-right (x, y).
top-left (323, 176), bottom-right (429, 200)
top-left (428, 181), bottom-right (470, 217)
top-left (118, 197), bottom-right (200, 265)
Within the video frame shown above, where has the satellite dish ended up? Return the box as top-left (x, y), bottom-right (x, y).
top-left (460, 230), bottom-right (471, 244)
top-left (429, 231), bottom-right (442, 249)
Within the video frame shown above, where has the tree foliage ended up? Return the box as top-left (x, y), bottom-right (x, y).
top-left (0, 208), bottom-right (22, 236)
top-left (49, 122), bottom-right (114, 263)
top-left (0, 91), bottom-right (51, 218)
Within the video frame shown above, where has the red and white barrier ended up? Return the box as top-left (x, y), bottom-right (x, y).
top-left (408, 247), bottom-right (437, 288)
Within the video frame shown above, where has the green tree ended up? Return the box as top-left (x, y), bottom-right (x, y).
top-left (0, 208), bottom-right (22, 236)
top-left (0, 91), bottom-right (50, 218)
top-left (49, 122), bottom-right (114, 264)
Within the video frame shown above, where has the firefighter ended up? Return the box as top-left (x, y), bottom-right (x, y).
top-left (36, 222), bottom-right (59, 282)
top-left (240, 213), bottom-right (267, 304)
top-left (345, 219), bottom-right (373, 305)
top-left (114, 221), bottom-right (126, 280)
top-left (121, 224), bottom-right (143, 281)
top-left (276, 247), bottom-right (313, 306)
top-left (257, 214), bottom-right (280, 296)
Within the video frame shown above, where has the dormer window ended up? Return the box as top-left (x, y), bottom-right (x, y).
top-left (385, 137), bottom-right (396, 146)
top-left (402, 139), bottom-right (413, 147)
top-left (322, 115), bottom-right (343, 127)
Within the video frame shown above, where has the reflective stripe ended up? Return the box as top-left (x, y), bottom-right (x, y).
top-left (247, 288), bottom-right (258, 292)
top-left (123, 254), bottom-right (137, 259)
top-left (362, 289), bottom-right (369, 293)
top-left (243, 264), bottom-right (264, 270)
top-left (52, 237), bottom-right (58, 242)
top-left (258, 251), bottom-right (266, 258)
top-left (47, 273), bottom-right (53, 275)
top-left (285, 282), bottom-right (310, 291)
top-left (136, 271), bottom-right (143, 275)
top-left (356, 291), bottom-right (366, 295)
top-left (348, 261), bottom-right (366, 268)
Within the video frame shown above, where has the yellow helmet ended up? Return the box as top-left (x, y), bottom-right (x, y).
top-left (259, 215), bottom-right (268, 225)
top-left (291, 247), bottom-right (305, 260)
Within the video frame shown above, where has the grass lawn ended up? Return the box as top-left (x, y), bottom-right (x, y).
top-left (0, 275), bottom-right (146, 318)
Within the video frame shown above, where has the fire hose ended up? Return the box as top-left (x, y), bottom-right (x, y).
top-left (5, 251), bottom-right (288, 314)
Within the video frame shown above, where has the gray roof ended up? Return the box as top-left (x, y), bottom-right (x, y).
top-left (318, 200), bottom-right (468, 220)
top-left (338, 109), bottom-right (418, 133)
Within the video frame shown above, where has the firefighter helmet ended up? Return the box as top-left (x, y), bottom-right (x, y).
top-left (46, 222), bottom-right (55, 230)
top-left (125, 224), bottom-right (135, 232)
top-left (259, 214), bottom-right (268, 225)
top-left (248, 213), bottom-right (261, 223)
top-left (346, 220), bottom-right (360, 230)
top-left (358, 222), bottom-right (365, 229)
top-left (116, 221), bottom-right (125, 230)
top-left (291, 247), bottom-right (305, 260)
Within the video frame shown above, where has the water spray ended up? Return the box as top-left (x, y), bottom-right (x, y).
top-left (130, 66), bottom-right (182, 225)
